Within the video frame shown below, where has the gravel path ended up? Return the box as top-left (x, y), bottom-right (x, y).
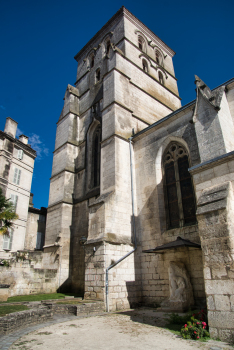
top-left (3, 309), bottom-right (232, 350)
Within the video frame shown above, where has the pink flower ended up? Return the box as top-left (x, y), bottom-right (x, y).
top-left (197, 336), bottom-right (199, 339)
top-left (202, 322), bottom-right (206, 326)
top-left (197, 322), bottom-right (200, 325)
top-left (184, 324), bottom-right (187, 328)
top-left (194, 331), bottom-right (196, 334)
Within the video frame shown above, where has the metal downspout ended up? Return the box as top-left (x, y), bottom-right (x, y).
top-left (105, 136), bottom-right (137, 312)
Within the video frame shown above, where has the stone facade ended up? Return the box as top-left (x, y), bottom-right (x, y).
top-left (2, 6), bottom-right (234, 342)
top-left (0, 118), bottom-right (36, 258)
top-left (43, 8), bottom-right (234, 340)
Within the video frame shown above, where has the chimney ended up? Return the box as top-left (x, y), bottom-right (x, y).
top-left (19, 135), bottom-right (29, 145)
top-left (4, 117), bottom-right (18, 138)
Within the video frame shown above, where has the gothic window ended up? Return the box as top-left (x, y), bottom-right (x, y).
top-left (90, 54), bottom-right (95, 68)
top-left (92, 125), bottom-right (101, 188)
top-left (142, 59), bottom-right (148, 73)
top-left (163, 143), bottom-right (196, 229)
top-left (158, 71), bottom-right (164, 85)
top-left (155, 49), bottom-right (163, 65)
top-left (138, 36), bottom-right (146, 52)
top-left (96, 68), bottom-right (101, 83)
top-left (106, 39), bottom-right (111, 55)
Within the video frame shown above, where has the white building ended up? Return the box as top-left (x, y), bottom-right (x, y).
top-left (0, 117), bottom-right (36, 258)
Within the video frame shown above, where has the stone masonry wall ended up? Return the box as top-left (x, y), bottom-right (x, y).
top-left (196, 181), bottom-right (234, 341)
top-left (0, 251), bottom-right (58, 297)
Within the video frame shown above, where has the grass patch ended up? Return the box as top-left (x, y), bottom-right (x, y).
top-left (0, 305), bottom-right (28, 317)
top-left (6, 292), bottom-right (81, 303)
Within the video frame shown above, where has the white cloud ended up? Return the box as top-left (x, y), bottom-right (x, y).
top-left (16, 127), bottom-right (24, 137)
top-left (28, 133), bottom-right (49, 160)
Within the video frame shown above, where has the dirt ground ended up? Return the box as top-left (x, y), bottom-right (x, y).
top-left (9, 308), bottom-right (233, 350)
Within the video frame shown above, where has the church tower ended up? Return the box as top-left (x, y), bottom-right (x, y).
top-left (45, 7), bottom-right (181, 309)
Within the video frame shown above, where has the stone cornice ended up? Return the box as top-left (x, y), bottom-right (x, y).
top-left (189, 151), bottom-right (234, 175)
top-left (0, 130), bottom-right (36, 158)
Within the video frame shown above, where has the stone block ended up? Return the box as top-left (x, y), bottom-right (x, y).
top-left (214, 295), bottom-right (231, 311)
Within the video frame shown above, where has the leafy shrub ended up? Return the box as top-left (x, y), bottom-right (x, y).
top-left (0, 259), bottom-right (10, 267)
top-left (181, 310), bottom-right (209, 340)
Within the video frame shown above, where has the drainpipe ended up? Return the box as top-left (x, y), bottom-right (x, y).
top-left (58, 245), bottom-right (63, 292)
top-left (105, 136), bottom-right (137, 312)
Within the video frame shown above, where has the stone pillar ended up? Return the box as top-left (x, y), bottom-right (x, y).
top-left (196, 181), bottom-right (234, 341)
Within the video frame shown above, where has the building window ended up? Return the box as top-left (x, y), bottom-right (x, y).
top-left (106, 39), bottom-right (111, 55)
top-left (13, 168), bottom-right (21, 185)
top-left (158, 71), bottom-right (164, 85)
top-left (2, 228), bottom-right (13, 250)
top-left (90, 54), bottom-right (95, 68)
top-left (92, 125), bottom-right (101, 188)
top-left (163, 143), bottom-right (196, 229)
top-left (142, 59), bottom-right (148, 73)
top-left (17, 149), bottom-right (23, 160)
top-left (96, 68), bottom-right (101, 83)
top-left (155, 49), bottom-right (163, 65)
top-left (138, 36), bottom-right (146, 52)
top-left (10, 194), bottom-right (18, 210)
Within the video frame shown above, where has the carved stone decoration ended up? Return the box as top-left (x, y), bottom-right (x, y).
top-left (161, 261), bottom-right (194, 312)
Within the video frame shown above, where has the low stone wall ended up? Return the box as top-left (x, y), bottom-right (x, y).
top-left (0, 301), bottom-right (105, 335)
top-left (45, 301), bottom-right (105, 316)
top-left (0, 308), bottom-right (53, 335)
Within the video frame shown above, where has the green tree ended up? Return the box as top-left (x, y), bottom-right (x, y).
top-left (0, 188), bottom-right (18, 235)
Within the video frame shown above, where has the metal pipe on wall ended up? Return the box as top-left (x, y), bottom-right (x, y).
top-left (105, 136), bottom-right (137, 312)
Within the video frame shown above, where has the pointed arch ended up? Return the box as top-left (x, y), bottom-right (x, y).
top-left (162, 141), bottom-right (196, 228)
top-left (86, 119), bottom-right (102, 191)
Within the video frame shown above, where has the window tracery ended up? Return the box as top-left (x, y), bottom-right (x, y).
top-left (155, 49), bottom-right (163, 65)
top-left (163, 143), bottom-right (196, 229)
top-left (138, 35), bottom-right (146, 52)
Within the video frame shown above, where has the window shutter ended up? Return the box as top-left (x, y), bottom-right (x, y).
top-left (2, 235), bottom-right (9, 249)
top-left (2, 230), bottom-right (13, 250)
top-left (13, 168), bottom-right (18, 184)
top-left (9, 230), bottom-right (13, 250)
top-left (17, 169), bottom-right (21, 185)
top-left (17, 149), bottom-right (23, 160)
top-left (13, 168), bottom-right (21, 185)
top-left (10, 194), bottom-right (18, 209)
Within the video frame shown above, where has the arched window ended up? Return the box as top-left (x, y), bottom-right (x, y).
top-left (96, 68), bottom-right (100, 83)
top-left (163, 143), bottom-right (196, 229)
top-left (90, 54), bottom-right (95, 68)
top-left (158, 71), bottom-right (164, 85)
top-left (138, 36), bottom-right (146, 52)
top-left (92, 126), bottom-right (101, 188)
top-left (106, 39), bottom-right (111, 55)
top-left (142, 59), bottom-right (148, 73)
top-left (155, 49), bottom-right (163, 65)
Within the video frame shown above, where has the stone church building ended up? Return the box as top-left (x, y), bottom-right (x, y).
top-left (1, 6), bottom-right (234, 341)
top-left (43, 6), bottom-right (234, 339)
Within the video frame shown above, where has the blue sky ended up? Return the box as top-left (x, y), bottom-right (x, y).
top-left (1, 0), bottom-right (233, 208)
